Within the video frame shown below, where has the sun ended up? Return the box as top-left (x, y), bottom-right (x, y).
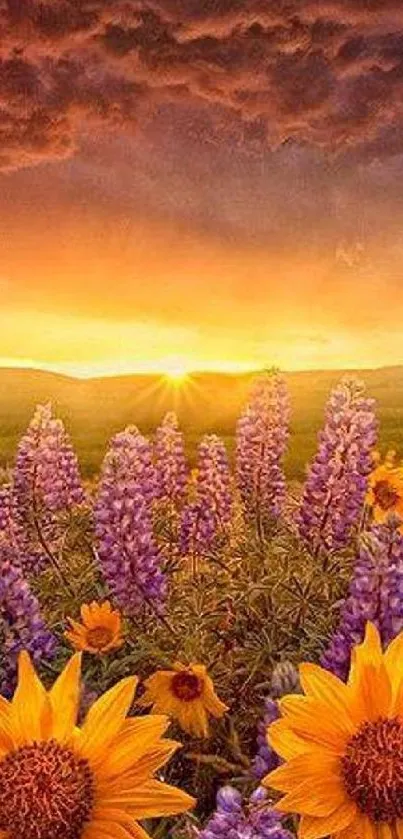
top-left (162, 357), bottom-right (191, 382)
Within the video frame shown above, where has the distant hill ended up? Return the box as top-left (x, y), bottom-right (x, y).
top-left (0, 366), bottom-right (403, 479)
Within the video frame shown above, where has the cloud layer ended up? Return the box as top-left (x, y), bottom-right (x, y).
top-left (1, 0), bottom-right (403, 169)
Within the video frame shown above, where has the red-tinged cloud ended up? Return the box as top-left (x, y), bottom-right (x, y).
top-left (1, 0), bottom-right (403, 169)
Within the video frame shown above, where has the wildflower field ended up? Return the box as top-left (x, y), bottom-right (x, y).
top-left (0, 371), bottom-right (401, 839)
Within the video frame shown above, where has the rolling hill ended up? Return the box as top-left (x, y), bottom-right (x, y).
top-left (0, 366), bottom-right (402, 479)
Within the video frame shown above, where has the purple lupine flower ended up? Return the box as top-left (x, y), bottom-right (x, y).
top-left (270, 660), bottom-right (301, 699)
top-left (180, 435), bottom-right (232, 557)
top-left (0, 543), bottom-right (55, 696)
top-left (14, 403), bottom-right (84, 513)
top-left (154, 412), bottom-right (188, 507)
top-left (198, 786), bottom-right (243, 838)
top-left (236, 372), bottom-right (291, 532)
top-left (198, 785), bottom-right (293, 839)
top-left (252, 699), bottom-right (280, 781)
top-left (0, 483), bottom-right (45, 574)
top-left (94, 427), bottom-right (166, 615)
top-left (247, 787), bottom-right (294, 839)
top-left (10, 404), bottom-right (85, 571)
top-left (322, 520), bottom-right (403, 680)
top-left (35, 417), bottom-right (84, 511)
top-left (297, 377), bottom-right (378, 559)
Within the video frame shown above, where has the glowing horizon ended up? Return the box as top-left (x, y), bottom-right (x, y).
top-left (0, 354), bottom-right (400, 381)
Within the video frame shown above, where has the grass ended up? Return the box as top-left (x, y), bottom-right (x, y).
top-left (1, 365), bottom-right (403, 478)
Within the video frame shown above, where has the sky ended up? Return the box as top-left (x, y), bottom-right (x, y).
top-left (1, 0), bottom-right (403, 376)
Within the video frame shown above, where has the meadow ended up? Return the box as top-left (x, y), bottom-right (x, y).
top-left (1, 365), bottom-right (403, 477)
top-left (0, 369), bottom-right (401, 839)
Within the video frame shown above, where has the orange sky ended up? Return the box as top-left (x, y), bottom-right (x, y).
top-left (1, 2), bottom-right (403, 375)
top-left (1, 142), bottom-right (402, 377)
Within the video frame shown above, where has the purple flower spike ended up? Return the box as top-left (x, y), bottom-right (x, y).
top-left (322, 520), bottom-right (403, 681)
top-left (252, 698), bottom-right (280, 781)
top-left (14, 403), bottom-right (84, 514)
top-left (198, 784), bottom-right (293, 838)
top-left (0, 543), bottom-right (55, 696)
top-left (236, 372), bottom-right (291, 533)
top-left (154, 412), bottom-right (188, 508)
top-left (94, 427), bottom-right (166, 615)
top-left (297, 377), bottom-right (378, 560)
top-left (180, 435), bottom-right (232, 557)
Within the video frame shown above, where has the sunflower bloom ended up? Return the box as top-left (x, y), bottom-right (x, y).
top-left (367, 459), bottom-right (403, 524)
top-left (139, 663), bottom-right (228, 738)
top-left (0, 650), bottom-right (194, 839)
top-left (65, 601), bottom-right (124, 654)
top-left (263, 622), bottom-right (403, 839)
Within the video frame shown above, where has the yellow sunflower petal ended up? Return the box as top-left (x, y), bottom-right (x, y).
top-left (333, 812), bottom-right (377, 839)
top-left (348, 622), bottom-right (392, 721)
top-left (138, 672), bottom-right (174, 705)
top-left (79, 676), bottom-right (138, 763)
top-left (100, 740), bottom-right (181, 795)
top-left (278, 695), bottom-right (353, 751)
top-left (298, 800), bottom-right (357, 839)
top-left (98, 779), bottom-right (195, 820)
top-left (385, 632), bottom-right (403, 709)
top-left (268, 719), bottom-right (315, 760)
top-left (96, 715), bottom-right (171, 779)
top-left (202, 677), bottom-right (228, 718)
top-left (49, 653), bottom-right (81, 742)
top-left (268, 753), bottom-right (346, 816)
top-left (11, 651), bottom-right (52, 745)
top-left (84, 812), bottom-right (142, 837)
top-left (0, 697), bottom-right (13, 754)
top-left (83, 826), bottom-right (140, 839)
top-left (298, 664), bottom-right (358, 723)
top-left (80, 603), bottom-right (102, 628)
top-left (396, 821), bottom-right (403, 839)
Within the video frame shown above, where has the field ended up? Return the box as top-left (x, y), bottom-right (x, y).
top-left (1, 365), bottom-right (403, 478)
top-left (0, 368), bottom-right (401, 838)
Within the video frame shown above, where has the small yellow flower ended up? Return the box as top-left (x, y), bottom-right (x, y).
top-left (263, 622), bottom-right (403, 839)
top-left (366, 460), bottom-right (403, 524)
top-left (65, 601), bottom-right (124, 654)
top-left (139, 663), bottom-right (228, 738)
top-left (0, 651), bottom-right (194, 839)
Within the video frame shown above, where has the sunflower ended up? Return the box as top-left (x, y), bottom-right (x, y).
top-left (65, 601), bottom-right (124, 654)
top-left (0, 650), bottom-right (194, 839)
top-left (366, 459), bottom-right (403, 524)
top-left (139, 663), bottom-right (228, 738)
top-left (263, 622), bottom-right (403, 839)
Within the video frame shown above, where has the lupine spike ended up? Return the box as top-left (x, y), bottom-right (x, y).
top-left (236, 371), bottom-right (291, 533)
top-left (94, 427), bottom-right (166, 615)
top-left (180, 434), bottom-right (232, 558)
top-left (10, 404), bottom-right (85, 571)
top-left (154, 412), bottom-right (188, 508)
top-left (198, 784), bottom-right (293, 838)
top-left (297, 377), bottom-right (378, 559)
top-left (252, 698), bottom-right (281, 781)
top-left (14, 403), bottom-right (84, 513)
top-left (321, 520), bottom-right (403, 680)
top-left (0, 543), bottom-right (55, 696)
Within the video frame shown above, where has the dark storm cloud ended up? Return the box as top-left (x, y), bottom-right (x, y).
top-left (1, 0), bottom-right (403, 169)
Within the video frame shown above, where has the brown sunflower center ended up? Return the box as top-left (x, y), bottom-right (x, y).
top-left (0, 740), bottom-right (94, 839)
top-left (373, 479), bottom-right (399, 511)
top-left (171, 672), bottom-right (203, 702)
top-left (86, 625), bottom-right (114, 650)
top-left (341, 717), bottom-right (403, 822)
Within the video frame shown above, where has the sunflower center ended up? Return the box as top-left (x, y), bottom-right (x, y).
top-left (86, 626), bottom-right (114, 650)
top-left (341, 717), bottom-right (403, 822)
top-left (373, 479), bottom-right (399, 511)
top-left (0, 740), bottom-right (94, 839)
top-left (171, 672), bottom-right (203, 702)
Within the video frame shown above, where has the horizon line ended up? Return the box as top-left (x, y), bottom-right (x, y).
top-left (0, 358), bottom-right (401, 381)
